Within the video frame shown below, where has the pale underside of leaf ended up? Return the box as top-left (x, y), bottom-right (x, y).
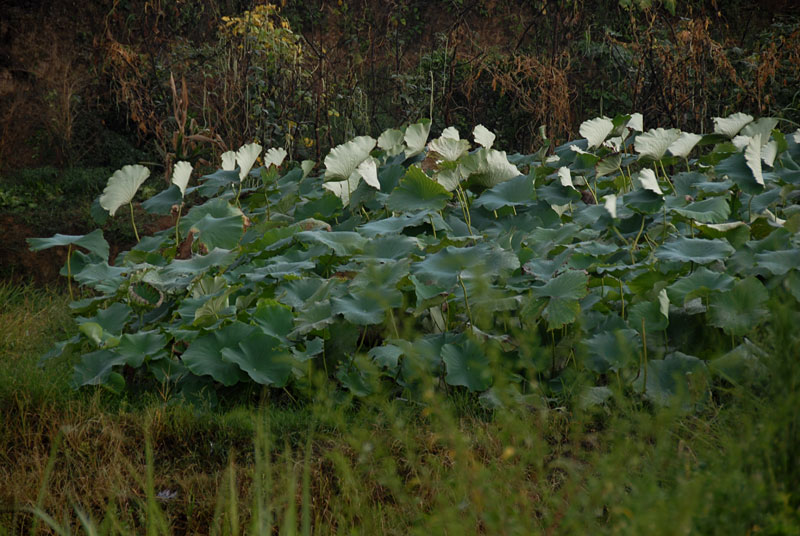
top-left (221, 151), bottom-right (236, 171)
top-left (745, 134), bottom-right (765, 186)
top-left (324, 136), bottom-right (377, 181)
top-left (428, 135), bottom-right (470, 162)
top-left (236, 143), bottom-right (262, 180)
top-left (637, 168), bottom-right (663, 195)
top-left (668, 132), bottom-right (702, 158)
top-left (404, 121), bottom-right (431, 157)
top-left (263, 147), bottom-right (288, 169)
top-left (473, 124), bottom-right (496, 149)
top-left (635, 128), bottom-right (681, 160)
top-left (357, 156), bottom-right (380, 189)
top-left (171, 161), bottom-right (193, 197)
top-left (713, 112), bottom-right (754, 138)
top-left (558, 167), bottom-right (575, 189)
top-left (579, 116), bottom-right (614, 149)
top-left (604, 194), bottom-right (618, 218)
top-left (99, 164), bottom-right (151, 216)
top-left (378, 128), bottom-right (404, 156)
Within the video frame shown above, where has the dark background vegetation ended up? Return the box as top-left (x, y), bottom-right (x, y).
top-left (2, 0), bottom-right (799, 280)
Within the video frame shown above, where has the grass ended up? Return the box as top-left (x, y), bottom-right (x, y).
top-left (1, 280), bottom-right (799, 534)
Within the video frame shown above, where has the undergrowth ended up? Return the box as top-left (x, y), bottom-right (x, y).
top-left (0, 284), bottom-right (798, 534)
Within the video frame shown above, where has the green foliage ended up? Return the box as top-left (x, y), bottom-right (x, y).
top-left (30, 114), bottom-right (800, 410)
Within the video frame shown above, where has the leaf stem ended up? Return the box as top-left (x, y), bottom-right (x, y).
top-left (66, 244), bottom-right (74, 301)
top-left (458, 274), bottom-right (474, 331)
top-left (129, 202), bottom-right (140, 243)
top-left (641, 316), bottom-right (648, 395)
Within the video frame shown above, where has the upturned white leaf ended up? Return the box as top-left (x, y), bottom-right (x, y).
top-left (356, 156), bottom-right (380, 190)
top-left (579, 116), bottom-right (614, 149)
top-left (627, 113), bottom-right (644, 132)
top-left (637, 168), bottom-right (663, 195)
top-left (745, 134), bottom-right (765, 186)
top-left (99, 164), bottom-right (151, 216)
top-left (741, 117), bottom-right (778, 146)
top-left (378, 128), bottom-right (404, 156)
top-left (324, 136), bottom-right (377, 181)
top-left (441, 126), bottom-right (460, 139)
top-left (322, 172), bottom-right (361, 206)
top-left (236, 143), bottom-right (262, 180)
top-left (668, 132), bottom-right (702, 158)
top-left (762, 140), bottom-right (778, 168)
top-left (603, 136), bottom-right (625, 152)
top-left (171, 161), bottom-right (193, 197)
top-left (263, 147), bottom-right (288, 169)
top-left (404, 120), bottom-right (431, 157)
top-left (435, 167), bottom-right (463, 191)
top-left (428, 135), bottom-right (470, 162)
top-left (732, 135), bottom-right (751, 151)
top-left (713, 112), bottom-right (753, 138)
top-left (221, 151), bottom-right (236, 171)
top-left (558, 167), bottom-right (576, 190)
top-left (603, 194), bottom-right (618, 218)
top-left (461, 149), bottom-right (520, 188)
top-left (473, 124), bottom-right (496, 149)
top-left (635, 128), bottom-right (681, 160)
top-left (658, 288), bottom-right (669, 319)
top-left (551, 203), bottom-right (571, 216)
top-left (301, 160), bottom-right (315, 178)
top-left (793, 129), bottom-right (800, 144)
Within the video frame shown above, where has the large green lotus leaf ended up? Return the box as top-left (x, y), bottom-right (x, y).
top-left (386, 166), bottom-right (451, 212)
top-left (99, 164), bottom-right (151, 216)
top-left (331, 291), bottom-right (392, 325)
top-left (356, 235), bottom-right (421, 261)
top-left (141, 184), bottom-right (183, 215)
top-left (754, 249), bottom-right (800, 275)
top-left (633, 352), bottom-right (707, 407)
top-left (670, 197), bottom-right (731, 223)
top-left (716, 153), bottom-right (764, 195)
top-left (291, 300), bottom-right (336, 336)
top-left (668, 132), bottom-right (703, 158)
top-left (294, 191), bottom-right (343, 221)
top-left (378, 128), bottom-right (405, 156)
top-left (77, 302), bottom-right (131, 335)
top-left (179, 198), bottom-right (243, 241)
top-left (404, 120), bottom-right (431, 157)
top-left (429, 135), bottom-right (470, 162)
top-left (635, 128), bottom-right (681, 160)
top-left (583, 328), bottom-right (640, 374)
top-left (413, 244), bottom-right (519, 288)
top-left (708, 277), bottom-right (769, 335)
top-left (746, 187), bottom-right (782, 216)
top-left (472, 173), bottom-right (534, 210)
top-left (296, 230), bottom-right (366, 256)
top-left (162, 248), bottom-right (238, 278)
top-left (221, 331), bottom-right (293, 387)
top-left (709, 340), bottom-right (767, 385)
top-left (28, 229), bottom-right (109, 261)
top-left (251, 300), bottom-right (294, 340)
top-left (473, 124), bottom-right (496, 149)
top-left (579, 116), bottom-right (614, 149)
top-left (182, 322), bottom-right (255, 385)
top-left (351, 260), bottom-right (410, 291)
top-left (117, 330), bottom-right (167, 367)
top-left (623, 189), bottom-right (663, 214)
top-left (73, 262), bottom-right (128, 294)
top-left (188, 213), bottom-right (244, 250)
top-left (368, 344), bottom-right (403, 374)
top-left (536, 183), bottom-right (581, 206)
top-left (276, 278), bottom-right (328, 308)
top-left (462, 149), bottom-right (521, 189)
top-left (628, 297), bottom-right (669, 333)
top-left (666, 267), bottom-right (735, 304)
top-left (441, 340), bottom-right (492, 392)
top-left (531, 270), bottom-right (588, 300)
top-left (73, 349), bottom-right (128, 387)
top-left (713, 112), bottom-right (753, 138)
top-left (194, 293), bottom-right (235, 327)
top-left (655, 237), bottom-right (735, 264)
top-left (291, 337), bottom-right (323, 363)
top-left (324, 136), bottom-right (376, 181)
top-left (541, 298), bottom-right (582, 330)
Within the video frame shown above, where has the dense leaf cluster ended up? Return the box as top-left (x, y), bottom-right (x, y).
top-left (30, 113), bottom-right (800, 408)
